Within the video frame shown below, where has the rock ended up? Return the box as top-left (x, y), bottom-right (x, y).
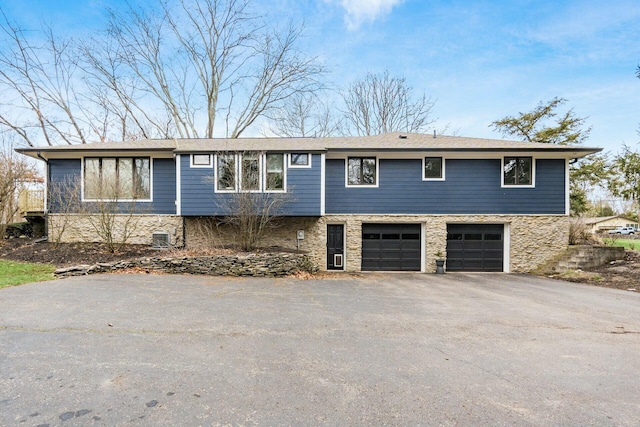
top-left (608, 266), bottom-right (631, 273)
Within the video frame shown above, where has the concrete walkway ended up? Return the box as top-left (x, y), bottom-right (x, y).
top-left (1, 273), bottom-right (639, 426)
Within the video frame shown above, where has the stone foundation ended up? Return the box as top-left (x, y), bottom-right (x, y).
top-left (52, 213), bottom-right (569, 273)
top-left (229, 215), bottom-right (569, 273)
top-left (318, 215), bottom-right (569, 273)
top-left (319, 214), bottom-right (569, 273)
top-left (184, 216), bottom-right (323, 253)
top-left (47, 214), bottom-right (183, 247)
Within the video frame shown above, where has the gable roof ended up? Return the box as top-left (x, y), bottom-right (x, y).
top-left (16, 132), bottom-right (601, 160)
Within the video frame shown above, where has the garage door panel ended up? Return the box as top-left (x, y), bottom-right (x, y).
top-left (446, 224), bottom-right (504, 272)
top-left (362, 224), bottom-right (421, 271)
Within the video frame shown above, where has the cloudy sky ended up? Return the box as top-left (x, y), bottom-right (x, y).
top-left (3, 0), bottom-right (640, 154)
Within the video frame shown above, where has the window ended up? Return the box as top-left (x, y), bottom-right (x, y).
top-left (84, 157), bottom-right (150, 200)
top-left (503, 157), bottom-right (533, 186)
top-left (347, 157), bottom-right (377, 186)
top-left (241, 153), bottom-right (260, 191)
top-left (289, 153), bottom-right (310, 167)
top-left (216, 154), bottom-right (236, 192)
top-left (423, 157), bottom-right (443, 180)
top-left (266, 153), bottom-right (284, 191)
top-left (191, 154), bottom-right (212, 167)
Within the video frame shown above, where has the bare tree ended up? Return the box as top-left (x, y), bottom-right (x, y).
top-left (265, 92), bottom-right (342, 137)
top-left (0, 0), bottom-right (325, 146)
top-left (208, 151), bottom-right (291, 250)
top-left (0, 141), bottom-right (35, 239)
top-left (341, 70), bottom-right (437, 136)
top-left (91, 0), bottom-right (325, 139)
top-left (0, 12), bottom-right (95, 146)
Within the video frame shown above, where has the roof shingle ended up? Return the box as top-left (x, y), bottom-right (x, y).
top-left (16, 132), bottom-right (601, 159)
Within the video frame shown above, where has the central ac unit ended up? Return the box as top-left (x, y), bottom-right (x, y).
top-left (152, 232), bottom-right (171, 249)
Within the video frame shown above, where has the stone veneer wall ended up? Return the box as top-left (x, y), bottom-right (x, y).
top-left (185, 214), bottom-right (570, 273)
top-left (184, 216), bottom-right (323, 253)
top-left (317, 214), bottom-right (569, 273)
top-left (48, 214), bottom-right (183, 247)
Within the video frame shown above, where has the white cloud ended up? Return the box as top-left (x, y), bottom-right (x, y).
top-left (327, 0), bottom-right (404, 30)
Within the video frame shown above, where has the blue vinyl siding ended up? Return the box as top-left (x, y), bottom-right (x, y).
top-left (151, 158), bottom-right (177, 214)
top-left (180, 155), bottom-right (216, 215)
top-left (285, 154), bottom-right (322, 215)
top-left (325, 158), bottom-right (566, 214)
top-left (47, 158), bottom-right (175, 214)
top-left (180, 154), bottom-right (322, 216)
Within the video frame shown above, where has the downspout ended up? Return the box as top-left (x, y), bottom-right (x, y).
top-left (36, 152), bottom-right (49, 239)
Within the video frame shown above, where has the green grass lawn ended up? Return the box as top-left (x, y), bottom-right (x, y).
top-left (602, 238), bottom-right (640, 251)
top-left (0, 260), bottom-right (56, 289)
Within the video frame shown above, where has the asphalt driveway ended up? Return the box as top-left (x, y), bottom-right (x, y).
top-left (1, 273), bottom-right (639, 426)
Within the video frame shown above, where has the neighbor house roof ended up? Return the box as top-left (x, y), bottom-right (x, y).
top-left (584, 216), bottom-right (639, 225)
top-left (16, 132), bottom-right (602, 160)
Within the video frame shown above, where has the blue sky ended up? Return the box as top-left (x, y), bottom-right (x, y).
top-left (3, 0), bottom-right (640, 154)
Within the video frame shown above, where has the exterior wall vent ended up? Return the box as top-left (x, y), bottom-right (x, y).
top-left (152, 232), bottom-right (171, 249)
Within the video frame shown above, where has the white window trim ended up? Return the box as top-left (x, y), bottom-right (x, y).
top-left (176, 154), bottom-right (181, 215)
top-left (422, 157), bottom-right (446, 181)
top-left (565, 158), bottom-right (570, 215)
top-left (264, 153), bottom-right (287, 193)
top-left (503, 223), bottom-right (511, 273)
top-left (501, 157), bottom-right (536, 188)
top-left (288, 152), bottom-right (312, 168)
top-left (214, 153), bottom-right (238, 193)
top-left (345, 156), bottom-right (379, 188)
top-left (320, 153), bottom-right (326, 215)
top-left (190, 153), bottom-right (213, 168)
top-left (81, 157), bottom-right (154, 203)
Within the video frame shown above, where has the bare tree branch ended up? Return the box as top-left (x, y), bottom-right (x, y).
top-left (265, 92), bottom-right (342, 137)
top-left (1, 1), bottom-right (325, 145)
top-left (0, 11), bottom-right (90, 146)
top-left (341, 70), bottom-right (436, 136)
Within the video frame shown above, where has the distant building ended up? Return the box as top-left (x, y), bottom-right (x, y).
top-left (584, 216), bottom-right (640, 234)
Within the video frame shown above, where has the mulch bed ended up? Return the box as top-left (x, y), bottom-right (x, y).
top-left (0, 238), bottom-right (303, 268)
top-left (0, 238), bottom-right (160, 267)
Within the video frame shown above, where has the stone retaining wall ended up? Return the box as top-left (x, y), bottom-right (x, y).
top-left (54, 252), bottom-right (317, 278)
top-left (551, 245), bottom-right (626, 272)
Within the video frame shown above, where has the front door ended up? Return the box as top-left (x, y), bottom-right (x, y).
top-left (327, 224), bottom-right (344, 270)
